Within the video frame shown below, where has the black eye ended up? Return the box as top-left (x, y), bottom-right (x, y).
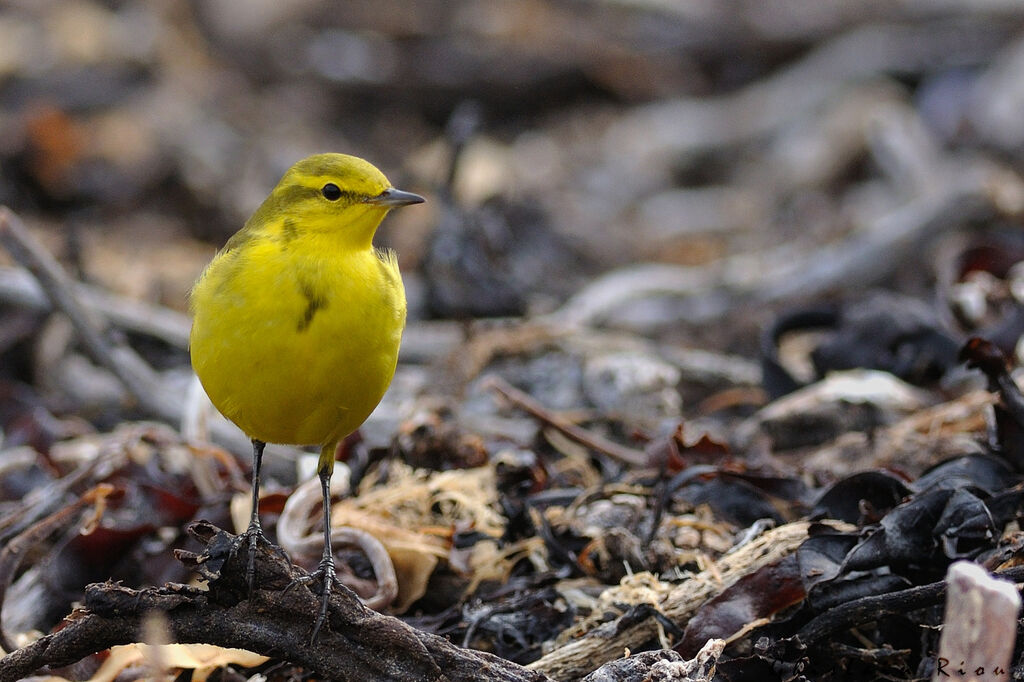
top-left (321, 183), bottom-right (342, 201)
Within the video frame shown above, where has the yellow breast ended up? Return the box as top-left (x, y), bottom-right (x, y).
top-left (189, 233), bottom-right (406, 447)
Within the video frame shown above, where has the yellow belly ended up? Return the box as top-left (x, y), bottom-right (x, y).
top-left (189, 239), bottom-right (405, 447)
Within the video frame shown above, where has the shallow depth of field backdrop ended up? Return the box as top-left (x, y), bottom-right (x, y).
top-left (3, 2), bottom-right (1024, 681)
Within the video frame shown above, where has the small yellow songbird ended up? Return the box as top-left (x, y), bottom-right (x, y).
top-left (189, 153), bottom-right (423, 641)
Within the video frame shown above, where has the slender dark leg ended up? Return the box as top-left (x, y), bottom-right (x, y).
top-left (283, 444), bottom-right (340, 643)
top-left (244, 438), bottom-right (267, 592)
top-left (310, 462), bottom-right (335, 643)
top-left (226, 439), bottom-right (269, 592)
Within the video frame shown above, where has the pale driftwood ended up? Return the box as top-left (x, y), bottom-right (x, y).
top-left (932, 561), bottom-right (1021, 682)
top-left (528, 520), bottom-right (854, 681)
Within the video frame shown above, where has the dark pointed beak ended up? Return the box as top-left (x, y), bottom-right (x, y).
top-left (365, 188), bottom-right (425, 207)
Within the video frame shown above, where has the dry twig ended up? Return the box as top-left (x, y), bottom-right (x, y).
top-left (485, 375), bottom-right (647, 467)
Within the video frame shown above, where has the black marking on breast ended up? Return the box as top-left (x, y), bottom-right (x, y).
top-left (281, 218), bottom-right (299, 243)
top-left (297, 278), bottom-right (329, 332)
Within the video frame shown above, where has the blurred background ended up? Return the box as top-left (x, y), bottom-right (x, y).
top-left (3, 0), bottom-right (1024, 454)
top-left (3, 0), bottom-right (1022, 332)
top-left (1, 0), bottom-right (1024, 458)
top-left (5, 2), bottom-right (1024, 676)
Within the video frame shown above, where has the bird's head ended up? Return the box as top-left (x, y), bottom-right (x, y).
top-left (252, 153), bottom-right (424, 248)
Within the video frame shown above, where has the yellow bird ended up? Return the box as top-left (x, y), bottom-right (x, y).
top-left (189, 153), bottom-right (423, 641)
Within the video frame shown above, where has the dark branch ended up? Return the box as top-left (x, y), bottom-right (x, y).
top-left (0, 521), bottom-right (551, 682)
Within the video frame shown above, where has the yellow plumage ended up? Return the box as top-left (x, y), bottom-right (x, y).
top-left (190, 154), bottom-right (410, 449)
top-left (188, 152), bottom-right (423, 641)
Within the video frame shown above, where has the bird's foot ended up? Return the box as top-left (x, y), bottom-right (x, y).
top-left (228, 520), bottom-right (287, 595)
top-left (287, 553), bottom-right (340, 644)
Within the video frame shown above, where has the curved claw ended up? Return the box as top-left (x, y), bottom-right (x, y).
top-left (228, 520), bottom-right (270, 595)
top-left (286, 555), bottom-right (339, 643)
top-left (284, 570), bottom-right (315, 594)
